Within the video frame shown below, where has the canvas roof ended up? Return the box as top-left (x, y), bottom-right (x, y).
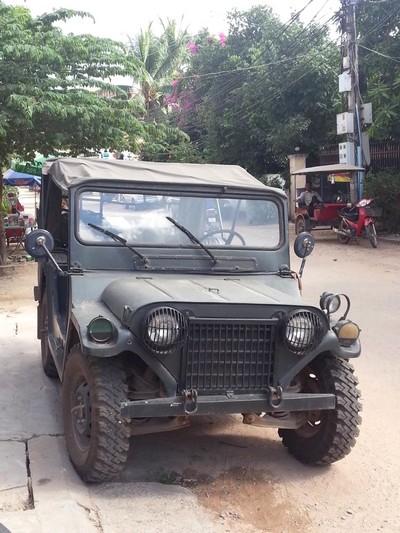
top-left (42, 158), bottom-right (285, 196)
top-left (291, 163), bottom-right (365, 175)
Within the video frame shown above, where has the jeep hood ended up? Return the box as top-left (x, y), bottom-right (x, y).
top-left (101, 275), bottom-right (302, 322)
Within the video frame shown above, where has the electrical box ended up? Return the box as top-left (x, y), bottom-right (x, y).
top-left (360, 103), bottom-right (373, 124)
top-left (338, 72), bottom-right (352, 93)
top-left (342, 56), bottom-right (350, 70)
top-left (337, 112), bottom-right (354, 135)
top-left (339, 142), bottom-right (355, 166)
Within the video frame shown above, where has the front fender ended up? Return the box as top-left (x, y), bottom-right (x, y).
top-left (278, 330), bottom-right (361, 388)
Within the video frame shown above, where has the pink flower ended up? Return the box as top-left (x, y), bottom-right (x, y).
top-left (218, 33), bottom-right (226, 46)
top-left (188, 41), bottom-right (198, 54)
top-left (171, 79), bottom-right (179, 87)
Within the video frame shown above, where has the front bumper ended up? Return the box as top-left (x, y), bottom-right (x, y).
top-left (121, 389), bottom-right (336, 418)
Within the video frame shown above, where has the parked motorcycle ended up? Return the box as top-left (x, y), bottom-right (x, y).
top-left (334, 198), bottom-right (381, 248)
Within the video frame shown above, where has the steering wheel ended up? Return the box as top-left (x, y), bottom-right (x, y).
top-left (200, 229), bottom-right (246, 246)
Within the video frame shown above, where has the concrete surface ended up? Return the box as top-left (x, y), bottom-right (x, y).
top-left (1, 231), bottom-right (400, 532)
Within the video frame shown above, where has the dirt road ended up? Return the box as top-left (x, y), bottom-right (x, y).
top-left (1, 232), bottom-right (399, 532)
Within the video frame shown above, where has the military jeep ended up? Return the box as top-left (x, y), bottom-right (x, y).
top-left (26, 158), bottom-right (361, 482)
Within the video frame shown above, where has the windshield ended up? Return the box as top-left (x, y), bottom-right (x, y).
top-left (76, 190), bottom-right (281, 249)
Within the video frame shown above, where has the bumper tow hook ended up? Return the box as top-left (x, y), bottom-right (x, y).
top-left (182, 388), bottom-right (198, 414)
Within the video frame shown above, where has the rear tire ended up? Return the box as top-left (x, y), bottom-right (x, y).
top-left (278, 356), bottom-right (361, 465)
top-left (337, 220), bottom-right (351, 244)
top-left (40, 292), bottom-right (59, 379)
top-left (366, 223), bottom-right (378, 248)
top-left (295, 216), bottom-right (306, 235)
top-left (63, 346), bottom-right (130, 482)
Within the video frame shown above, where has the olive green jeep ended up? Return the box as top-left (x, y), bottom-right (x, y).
top-left (26, 158), bottom-right (361, 482)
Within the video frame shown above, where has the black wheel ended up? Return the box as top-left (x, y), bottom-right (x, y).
top-left (365, 223), bottom-right (378, 248)
top-left (295, 216), bottom-right (306, 235)
top-left (278, 356), bottom-right (361, 465)
top-left (200, 229), bottom-right (246, 245)
top-left (40, 291), bottom-right (59, 379)
top-left (337, 220), bottom-right (351, 244)
top-left (63, 346), bottom-right (130, 482)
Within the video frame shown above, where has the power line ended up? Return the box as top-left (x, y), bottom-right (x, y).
top-left (358, 44), bottom-right (400, 63)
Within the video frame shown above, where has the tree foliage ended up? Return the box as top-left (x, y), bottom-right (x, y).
top-left (127, 19), bottom-right (190, 121)
top-left (356, 0), bottom-right (400, 140)
top-left (364, 169), bottom-right (400, 232)
top-left (0, 2), bottom-right (146, 264)
top-left (0, 3), bottom-right (147, 163)
top-left (168, 6), bottom-right (339, 176)
top-left (126, 19), bottom-right (193, 160)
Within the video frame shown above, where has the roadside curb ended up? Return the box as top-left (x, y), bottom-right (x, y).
top-left (378, 234), bottom-right (400, 245)
top-left (0, 262), bottom-right (35, 276)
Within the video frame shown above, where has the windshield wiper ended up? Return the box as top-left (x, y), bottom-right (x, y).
top-left (166, 216), bottom-right (217, 264)
top-left (88, 223), bottom-right (149, 264)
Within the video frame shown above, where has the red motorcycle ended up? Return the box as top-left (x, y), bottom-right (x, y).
top-left (334, 198), bottom-right (381, 248)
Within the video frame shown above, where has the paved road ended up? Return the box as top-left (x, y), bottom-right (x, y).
top-left (0, 232), bottom-right (399, 532)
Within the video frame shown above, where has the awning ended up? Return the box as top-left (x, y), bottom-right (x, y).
top-left (291, 163), bottom-right (365, 175)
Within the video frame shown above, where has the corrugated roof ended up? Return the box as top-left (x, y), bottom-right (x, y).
top-left (291, 163), bottom-right (365, 175)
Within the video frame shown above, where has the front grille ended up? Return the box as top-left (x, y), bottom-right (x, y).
top-left (183, 319), bottom-right (276, 393)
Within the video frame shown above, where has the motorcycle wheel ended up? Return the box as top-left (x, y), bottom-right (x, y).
top-left (337, 220), bottom-right (351, 244)
top-left (366, 223), bottom-right (378, 248)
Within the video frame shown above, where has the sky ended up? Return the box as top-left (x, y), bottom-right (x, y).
top-left (8, 0), bottom-right (341, 41)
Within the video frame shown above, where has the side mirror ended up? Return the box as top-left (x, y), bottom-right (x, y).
top-left (25, 229), bottom-right (65, 274)
top-left (25, 229), bottom-right (54, 257)
top-left (294, 232), bottom-right (315, 279)
top-left (294, 232), bottom-right (315, 258)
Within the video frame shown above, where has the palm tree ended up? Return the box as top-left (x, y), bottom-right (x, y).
top-left (128, 19), bottom-right (189, 121)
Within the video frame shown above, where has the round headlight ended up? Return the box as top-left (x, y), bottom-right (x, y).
top-left (282, 310), bottom-right (326, 354)
top-left (144, 307), bottom-right (187, 354)
top-left (87, 316), bottom-right (115, 343)
top-left (320, 292), bottom-right (341, 314)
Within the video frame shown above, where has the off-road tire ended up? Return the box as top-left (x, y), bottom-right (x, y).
top-left (337, 220), bottom-right (351, 244)
top-left (63, 346), bottom-right (130, 482)
top-left (365, 223), bottom-right (378, 248)
top-left (40, 292), bottom-right (59, 379)
top-left (278, 356), bottom-right (361, 465)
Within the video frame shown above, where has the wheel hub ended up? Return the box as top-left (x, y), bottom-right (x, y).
top-left (71, 383), bottom-right (91, 440)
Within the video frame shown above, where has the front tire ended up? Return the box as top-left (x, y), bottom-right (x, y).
top-left (278, 356), bottom-right (361, 465)
top-left (63, 346), bottom-right (130, 482)
top-left (365, 223), bottom-right (378, 248)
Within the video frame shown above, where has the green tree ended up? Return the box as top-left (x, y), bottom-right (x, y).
top-left (170, 6), bottom-right (339, 176)
top-left (0, 2), bottom-right (145, 265)
top-left (356, 0), bottom-right (400, 139)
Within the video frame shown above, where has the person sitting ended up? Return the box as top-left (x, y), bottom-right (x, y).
top-left (297, 181), bottom-right (322, 218)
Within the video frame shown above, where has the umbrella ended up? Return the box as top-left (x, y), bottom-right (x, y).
top-left (3, 169), bottom-right (41, 187)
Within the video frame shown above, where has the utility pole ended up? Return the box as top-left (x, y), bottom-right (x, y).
top-left (338, 0), bottom-right (371, 200)
top-left (346, 0), bottom-right (363, 199)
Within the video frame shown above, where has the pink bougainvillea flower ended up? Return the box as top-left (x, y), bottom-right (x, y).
top-left (219, 33), bottom-right (227, 46)
top-left (188, 41), bottom-right (198, 54)
top-left (171, 79), bottom-right (179, 87)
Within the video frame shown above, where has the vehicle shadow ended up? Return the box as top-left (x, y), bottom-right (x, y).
top-left (118, 414), bottom-right (332, 486)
